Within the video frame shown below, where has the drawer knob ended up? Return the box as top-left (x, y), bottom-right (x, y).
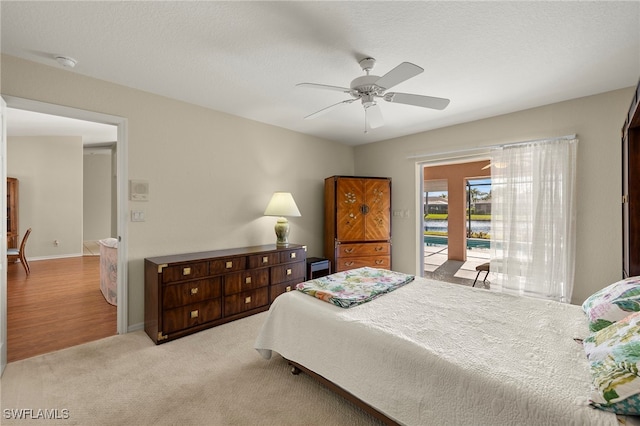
top-left (286, 268), bottom-right (292, 276)
top-left (375, 260), bottom-right (384, 265)
top-left (375, 246), bottom-right (384, 252)
top-left (190, 287), bottom-right (199, 295)
top-left (344, 248), bottom-right (354, 253)
top-left (345, 261), bottom-right (354, 266)
top-left (262, 256), bottom-right (269, 264)
top-left (285, 286), bottom-right (291, 292)
top-left (290, 252), bottom-right (296, 259)
top-left (190, 310), bottom-right (199, 319)
top-left (245, 276), bottom-right (252, 284)
top-left (225, 261), bottom-right (233, 269)
top-left (182, 267), bottom-right (191, 275)
top-left (244, 296), bottom-right (252, 304)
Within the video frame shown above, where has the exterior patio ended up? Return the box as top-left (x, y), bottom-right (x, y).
top-left (424, 243), bottom-right (491, 287)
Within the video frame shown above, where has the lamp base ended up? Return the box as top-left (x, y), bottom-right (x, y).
top-left (274, 217), bottom-right (290, 247)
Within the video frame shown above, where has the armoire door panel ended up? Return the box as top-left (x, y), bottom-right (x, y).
top-left (336, 178), bottom-right (366, 241)
top-left (364, 178), bottom-right (391, 241)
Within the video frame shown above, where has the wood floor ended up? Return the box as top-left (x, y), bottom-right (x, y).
top-left (7, 256), bottom-right (117, 363)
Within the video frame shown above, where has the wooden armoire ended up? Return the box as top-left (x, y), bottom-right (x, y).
top-left (622, 78), bottom-right (640, 278)
top-left (324, 176), bottom-right (391, 273)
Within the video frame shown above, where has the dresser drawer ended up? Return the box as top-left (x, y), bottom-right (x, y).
top-left (224, 269), bottom-right (269, 294)
top-left (162, 300), bottom-right (222, 334)
top-left (270, 281), bottom-right (297, 302)
top-left (271, 261), bottom-right (305, 284)
top-left (280, 248), bottom-right (305, 263)
top-left (224, 287), bottom-right (268, 316)
top-left (335, 255), bottom-right (390, 272)
top-left (210, 256), bottom-right (246, 275)
top-left (336, 243), bottom-right (390, 258)
top-left (162, 278), bottom-right (222, 310)
top-left (248, 252), bottom-right (279, 269)
top-left (161, 261), bottom-right (209, 284)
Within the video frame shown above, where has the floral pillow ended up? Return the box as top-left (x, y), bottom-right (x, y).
top-left (582, 277), bottom-right (640, 332)
top-left (583, 311), bottom-right (640, 415)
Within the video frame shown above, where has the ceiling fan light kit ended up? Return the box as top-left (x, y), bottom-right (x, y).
top-left (298, 57), bottom-right (450, 132)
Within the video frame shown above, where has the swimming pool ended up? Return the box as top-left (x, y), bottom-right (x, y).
top-left (424, 235), bottom-right (490, 249)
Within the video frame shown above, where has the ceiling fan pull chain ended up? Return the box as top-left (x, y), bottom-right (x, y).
top-left (364, 110), bottom-right (368, 133)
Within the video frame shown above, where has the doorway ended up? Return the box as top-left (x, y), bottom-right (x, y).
top-left (421, 159), bottom-right (491, 285)
top-left (1, 96), bottom-right (128, 367)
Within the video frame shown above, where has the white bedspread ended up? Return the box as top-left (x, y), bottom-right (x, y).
top-left (254, 276), bottom-right (617, 426)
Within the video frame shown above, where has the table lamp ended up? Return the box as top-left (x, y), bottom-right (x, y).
top-left (264, 192), bottom-right (301, 247)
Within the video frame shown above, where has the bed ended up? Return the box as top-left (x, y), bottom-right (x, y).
top-left (254, 268), bottom-right (636, 425)
top-left (98, 238), bottom-right (118, 305)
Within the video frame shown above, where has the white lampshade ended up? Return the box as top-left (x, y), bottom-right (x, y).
top-left (263, 192), bottom-right (301, 217)
top-left (264, 192), bottom-right (301, 247)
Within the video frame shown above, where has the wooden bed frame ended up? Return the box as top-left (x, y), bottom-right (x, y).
top-left (286, 359), bottom-right (400, 426)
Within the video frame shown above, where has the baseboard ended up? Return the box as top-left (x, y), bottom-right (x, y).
top-left (28, 253), bottom-right (84, 261)
top-left (0, 341), bottom-right (6, 376)
top-left (127, 322), bottom-right (144, 333)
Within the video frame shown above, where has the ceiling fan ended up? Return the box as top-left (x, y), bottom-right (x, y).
top-left (297, 57), bottom-right (450, 132)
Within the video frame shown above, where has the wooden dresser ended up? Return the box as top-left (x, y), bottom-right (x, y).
top-left (144, 243), bottom-right (306, 344)
top-left (324, 176), bottom-right (391, 273)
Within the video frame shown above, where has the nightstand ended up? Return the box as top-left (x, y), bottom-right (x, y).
top-left (307, 257), bottom-right (331, 280)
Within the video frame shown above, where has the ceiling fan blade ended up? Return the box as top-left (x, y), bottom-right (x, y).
top-left (374, 62), bottom-right (423, 90)
top-left (296, 82), bottom-right (351, 93)
top-left (365, 104), bottom-right (384, 130)
top-left (304, 99), bottom-right (356, 120)
top-left (384, 92), bottom-right (450, 110)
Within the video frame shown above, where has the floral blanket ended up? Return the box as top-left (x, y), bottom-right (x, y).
top-left (295, 267), bottom-right (415, 308)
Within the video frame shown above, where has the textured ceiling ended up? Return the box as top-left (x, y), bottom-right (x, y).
top-left (2, 1), bottom-right (639, 146)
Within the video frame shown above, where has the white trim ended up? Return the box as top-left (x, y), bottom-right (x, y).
top-left (1, 96), bottom-right (7, 375)
top-left (127, 322), bottom-right (144, 333)
top-left (2, 96), bottom-right (129, 335)
top-left (24, 254), bottom-right (87, 261)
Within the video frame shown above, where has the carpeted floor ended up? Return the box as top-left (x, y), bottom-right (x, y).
top-left (1, 312), bottom-right (382, 425)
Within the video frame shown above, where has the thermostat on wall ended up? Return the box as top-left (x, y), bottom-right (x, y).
top-left (129, 179), bottom-right (149, 201)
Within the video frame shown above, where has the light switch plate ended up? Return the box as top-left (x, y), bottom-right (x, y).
top-left (131, 210), bottom-right (145, 222)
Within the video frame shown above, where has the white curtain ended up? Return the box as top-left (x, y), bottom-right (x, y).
top-left (489, 138), bottom-right (578, 303)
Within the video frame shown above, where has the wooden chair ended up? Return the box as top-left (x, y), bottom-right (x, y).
top-left (473, 261), bottom-right (490, 287)
top-left (8, 228), bottom-right (32, 275)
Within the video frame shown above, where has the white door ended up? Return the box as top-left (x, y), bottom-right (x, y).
top-left (1, 96), bottom-right (8, 375)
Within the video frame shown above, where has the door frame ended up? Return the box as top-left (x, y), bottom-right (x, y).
top-left (1, 96), bottom-right (7, 374)
top-left (0, 96), bottom-right (129, 367)
top-left (415, 150), bottom-right (491, 277)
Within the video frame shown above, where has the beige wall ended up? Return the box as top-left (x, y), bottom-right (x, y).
top-left (7, 135), bottom-right (84, 258)
top-left (1, 54), bottom-right (355, 328)
top-left (83, 150), bottom-right (114, 241)
top-left (354, 87), bottom-right (635, 305)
